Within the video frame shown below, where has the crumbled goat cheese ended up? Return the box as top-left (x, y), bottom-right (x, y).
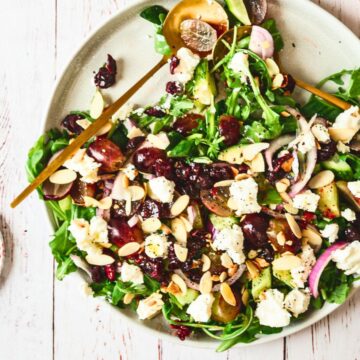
top-left (284, 289), bottom-right (310, 317)
top-left (64, 148), bottom-right (100, 183)
top-left (229, 177), bottom-right (261, 216)
top-left (332, 241), bottom-right (360, 276)
top-left (311, 124), bottom-right (330, 143)
top-left (341, 208), bottom-right (356, 222)
top-left (82, 282), bottom-right (94, 297)
top-left (228, 52), bottom-right (249, 74)
top-left (123, 118), bottom-right (145, 139)
top-left (137, 293), bottom-right (164, 320)
top-left (320, 223), bottom-right (339, 243)
top-left (145, 233), bottom-right (169, 259)
top-left (289, 131), bottom-right (316, 154)
top-left (174, 47), bottom-right (200, 83)
top-left (255, 289), bottom-right (291, 327)
top-left (123, 164), bottom-right (138, 181)
top-left (337, 141), bottom-right (350, 153)
top-left (121, 262), bottom-right (144, 285)
top-left (290, 245), bottom-right (316, 288)
top-left (348, 181), bottom-right (360, 198)
top-left (186, 294), bottom-right (214, 323)
top-left (332, 106), bottom-right (360, 142)
top-left (293, 190), bottom-right (320, 213)
top-left (213, 225), bottom-right (246, 265)
top-left (111, 102), bottom-right (134, 122)
top-left (148, 176), bottom-right (175, 203)
top-left (68, 216), bottom-right (108, 256)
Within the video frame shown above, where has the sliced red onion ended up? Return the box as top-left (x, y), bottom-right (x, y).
top-left (265, 134), bottom-right (296, 171)
top-left (249, 26), bottom-right (274, 60)
top-left (309, 242), bottom-right (348, 298)
top-left (43, 179), bottom-right (73, 201)
top-left (70, 254), bottom-right (92, 277)
top-left (128, 215), bottom-right (140, 227)
top-left (206, 221), bottom-right (219, 239)
top-left (291, 150), bottom-right (300, 182)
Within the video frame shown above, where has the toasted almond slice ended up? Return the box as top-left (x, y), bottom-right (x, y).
top-left (49, 169), bottom-right (77, 185)
top-left (141, 218), bottom-right (162, 234)
top-left (127, 127), bottom-right (145, 139)
top-left (328, 127), bottom-right (356, 142)
top-left (245, 260), bottom-right (259, 279)
top-left (174, 243), bottom-right (188, 262)
top-left (235, 173), bottom-right (250, 181)
top-left (147, 133), bottom-right (170, 150)
top-left (276, 178), bottom-right (290, 193)
top-left (164, 281), bottom-right (181, 295)
top-left (118, 242), bottom-right (140, 257)
top-left (276, 231), bottom-right (286, 246)
top-left (160, 224), bottom-right (172, 235)
top-left (96, 121), bottom-right (113, 136)
top-left (272, 73), bottom-right (284, 89)
top-left (284, 203), bottom-right (299, 215)
top-left (227, 197), bottom-right (239, 211)
top-left (242, 143), bottom-right (270, 161)
top-left (219, 271), bottom-right (227, 282)
top-left (89, 90), bottom-right (105, 119)
top-left (214, 180), bottom-right (235, 188)
top-left (128, 186), bottom-right (146, 201)
top-left (85, 253), bottom-right (115, 266)
top-left (247, 249), bottom-right (257, 260)
top-left (302, 227), bottom-right (322, 251)
top-left (280, 192), bottom-right (293, 204)
top-left (84, 196), bottom-right (113, 210)
top-left (171, 273), bottom-right (187, 294)
top-left (254, 258), bottom-right (269, 268)
top-left (272, 255), bottom-right (302, 270)
top-left (202, 254), bottom-right (211, 272)
top-left (125, 191), bottom-right (132, 216)
top-left (228, 264), bottom-right (238, 277)
top-left (76, 119), bottom-right (92, 130)
top-left (220, 283), bottom-right (237, 306)
top-left (285, 213), bottom-right (302, 239)
top-left (265, 58), bottom-right (280, 77)
top-left (179, 216), bottom-right (193, 232)
top-left (171, 195), bottom-right (190, 217)
top-left (211, 275), bottom-right (220, 282)
top-left (123, 293), bottom-right (135, 305)
top-left (308, 170), bottom-right (335, 189)
top-left (199, 271), bottom-right (212, 294)
top-left (171, 218), bottom-right (187, 245)
top-left (221, 253), bottom-right (233, 269)
top-left (241, 288), bottom-right (249, 306)
top-left (250, 153), bottom-right (265, 173)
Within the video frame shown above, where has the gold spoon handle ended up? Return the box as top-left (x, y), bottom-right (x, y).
top-left (11, 57), bottom-right (167, 208)
top-left (294, 78), bottom-right (352, 111)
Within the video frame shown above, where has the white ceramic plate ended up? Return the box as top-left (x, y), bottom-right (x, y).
top-left (40, 0), bottom-right (360, 349)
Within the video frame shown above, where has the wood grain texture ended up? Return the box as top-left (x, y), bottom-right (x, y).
top-left (0, 1), bottom-right (359, 359)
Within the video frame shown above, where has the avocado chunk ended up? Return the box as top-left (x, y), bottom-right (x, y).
top-left (251, 267), bottom-right (272, 299)
top-left (209, 213), bottom-right (239, 231)
top-left (322, 155), bottom-right (353, 181)
top-left (316, 182), bottom-right (340, 218)
top-left (336, 180), bottom-right (360, 212)
top-left (225, 0), bottom-right (251, 25)
top-left (193, 60), bottom-right (216, 107)
top-left (273, 269), bottom-right (297, 288)
top-left (175, 288), bottom-right (199, 306)
top-left (218, 145), bottom-right (243, 164)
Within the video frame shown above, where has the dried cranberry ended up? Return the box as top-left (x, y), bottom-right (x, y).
top-left (168, 242), bottom-right (182, 270)
top-left (70, 179), bottom-right (96, 205)
top-left (344, 224), bottom-right (360, 242)
top-left (169, 56), bottom-right (180, 74)
top-left (108, 219), bottom-right (143, 247)
top-left (273, 153), bottom-right (293, 173)
top-left (166, 81), bottom-right (183, 95)
top-left (139, 198), bottom-right (171, 219)
top-left (134, 254), bottom-right (164, 282)
top-left (173, 113), bottom-right (203, 135)
top-left (188, 229), bottom-right (209, 253)
top-left (219, 115), bottom-right (241, 146)
top-left (133, 147), bottom-right (167, 173)
top-left (90, 266), bottom-right (105, 283)
top-left (258, 245), bottom-right (275, 262)
top-left (144, 107), bottom-right (166, 118)
top-left (281, 74), bottom-right (296, 93)
top-left (61, 113), bottom-right (84, 135)
top-left (317, 140), bottom-right (337, 162)
top-left (153, 158), bottom-right (174, 179)
top-left (170, 324), bottom-right (192, 341)
top-left (187, 268), bottom-right (203, 283)
top-left (241, 213), bottom-right (270, 249)
top-left (126, 136), bottom-right (145, 153)
top-left (208, 163), bottom-right (233, 182)
top-left (302, 211), bottom-right (317, 223)
top-left (104, 264), bottom-right (116, 281)
top-left (94, 54), bottom-right (117, 89)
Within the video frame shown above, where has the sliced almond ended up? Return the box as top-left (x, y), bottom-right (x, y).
top-left (123, 293), bottom-right (135, 305)
top-left (160, 224), bottom-right (172, 235)
top-left (179, 216), bottom-right (193, 232)
top-left (171, 195), bottom-right (190, 217)
top-left (285, 213), bottom-right (302, 239)
top-left (284, 203), bottom-right (299, 215)
top-left (265, 58), bottom-right (280, 77)
top-left (84, 196), bottom-right (113, 210)
top-left (228, 264), bottom-right (238, 277)
top-left (276, 231), bottom-right (286, 246)
top-left (174, 243), bottom-right (188, 262)
top-left (219, 271), bottom-right (227, 282)
top-left (227, 197), bottom-right (239, 211)
top-left (89, 90), bottom-right (105, 119)
top-left (201, 254), bottom-right (211, 272)
top-left (242, 143), bottom-right (270, 161)
top-left (211, 275), bottom-right (220, 282)
top-left (125, 191), bottom-right (132, 216)
top-left (220, 283), bottom-right (237, 306)
top-left (272, 73), bottom-right (284, 89)
top-left (254, 257), bottom-right (269, 268)
top-left (247, 250), bottom-right (257, 260)
top-left (328, 127), bottom-right (356, 142)
top-left (85, 253), bottom-right (115, 266)
top-left (128, 186), bottom-right (146, 201)
top-left (171, 218), bottom-right (187, 246)
top-left (302, 227), bottom-right (322, 251)
top-left (272, 255), bottom-right (302, 270)
top-left (308, 170), bottom-right (335, 189)
top-left (235, 173), bottom-right (250, 181)
top-left (214, 180), bottom-right (235, 188)
top-left (241, 288), bottom-right (249, 306)
top-left (141, 218), bottom-right (162, 234)
top-left (250, 153), bottom-right (265, 173)
top-left (96, 121), bottom-right (113, 136)
top-left (164, 281), bottom-right (181, 295)
top-left (118, 242), bottom-right (141, 257)
top-left (171, 273), bottom-right (187, 295)
top-left (280, 191), bottom-right (293, 204)
top-left (245, 260), bottom-right (259, 279)
top-left (49, 169), bottom-right (77, 185)
top-left (199, 271), bottom-right (212, 294)
top-left (221, 253), bottom-right (233, 269)
top-left (276, 178), bottom-right (290, 193)
top-left (127, 127), bottom-right (145, 139)
top-left (76, 119), bottom-right (92, 130)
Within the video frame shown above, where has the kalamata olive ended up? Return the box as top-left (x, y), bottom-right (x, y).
top-left (70, 179), bottom-right (96, 205)
top-left (258, 245), bottom-right (275, 262)
top-left (211, 291), bottom-right (241, 323)
top-left (108, 219), bottom-right (143, 247)
top-left (132, 147), bottom-right (167, 173)
top-left (244, 0), bottom-right (267, 25)
top-left (173, 113), bottom-right (203, 136)
top-left (200, 187), bottom-right (232, 217)
top-left (241, 213), bottom-right (270, 249)
top-left (61, 114), bottom-right (84, 135)
top-left (126, 136), bottom-right (146, 153)
top-left (281, 74), bottom-right (296, 93)
top-left (268, 219), bottom-right (302, 254)
top-left (219, 115), bottom-right (241, 146)
top-left (317, 140), bottom-right (337, 162)
top-left (87, 137), bottom-right (125, 172)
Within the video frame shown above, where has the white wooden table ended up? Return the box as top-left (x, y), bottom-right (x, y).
top-left (0, 1), bottom-right (359, 359)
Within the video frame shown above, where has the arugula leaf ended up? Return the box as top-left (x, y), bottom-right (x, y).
top-left (140, 5), bottom-right (168, 25)
top-left (339, 154), bottom-right (360, 180)
top-left (348, 68), bottom-right (360, 98)
top-left (262, 19), bottom-right (284, 52)
top-left (301, 96), bottom-right (342, 121)
top-left (168, 139), bottom-right (195, 157)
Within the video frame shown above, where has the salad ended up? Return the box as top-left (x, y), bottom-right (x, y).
top-left (26, 0), bottom-right (360, 351)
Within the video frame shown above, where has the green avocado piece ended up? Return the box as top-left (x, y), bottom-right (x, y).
top-left (58, 196), bottom-right (72, 212)
top-left (273, 269), bottom-right (297, 288)
top-left (316, 182), bottom-right (340, 218)
top-left (209, 213), bottom-right (239, 231)
top-left (225, 0), bottom-right (251, 25)
top-left (175, 288), bottom-right (199, 306)
top-left (251, 267), bottom-right (272, 299)
top-left (218, 145), bottom-right (243, 164)
top-left (193, 60), bottom-right (216, 107)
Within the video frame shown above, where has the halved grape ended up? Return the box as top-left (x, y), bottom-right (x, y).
top-left (43, 178), bottom-right (73, 201)
top-left (200, 187), bottom-right (232, 217)
top-left (108, 219), bottom-right (143, 247)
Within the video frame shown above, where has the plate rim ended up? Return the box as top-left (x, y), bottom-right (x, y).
top-left (37, 0), bottom-right (360, 349)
